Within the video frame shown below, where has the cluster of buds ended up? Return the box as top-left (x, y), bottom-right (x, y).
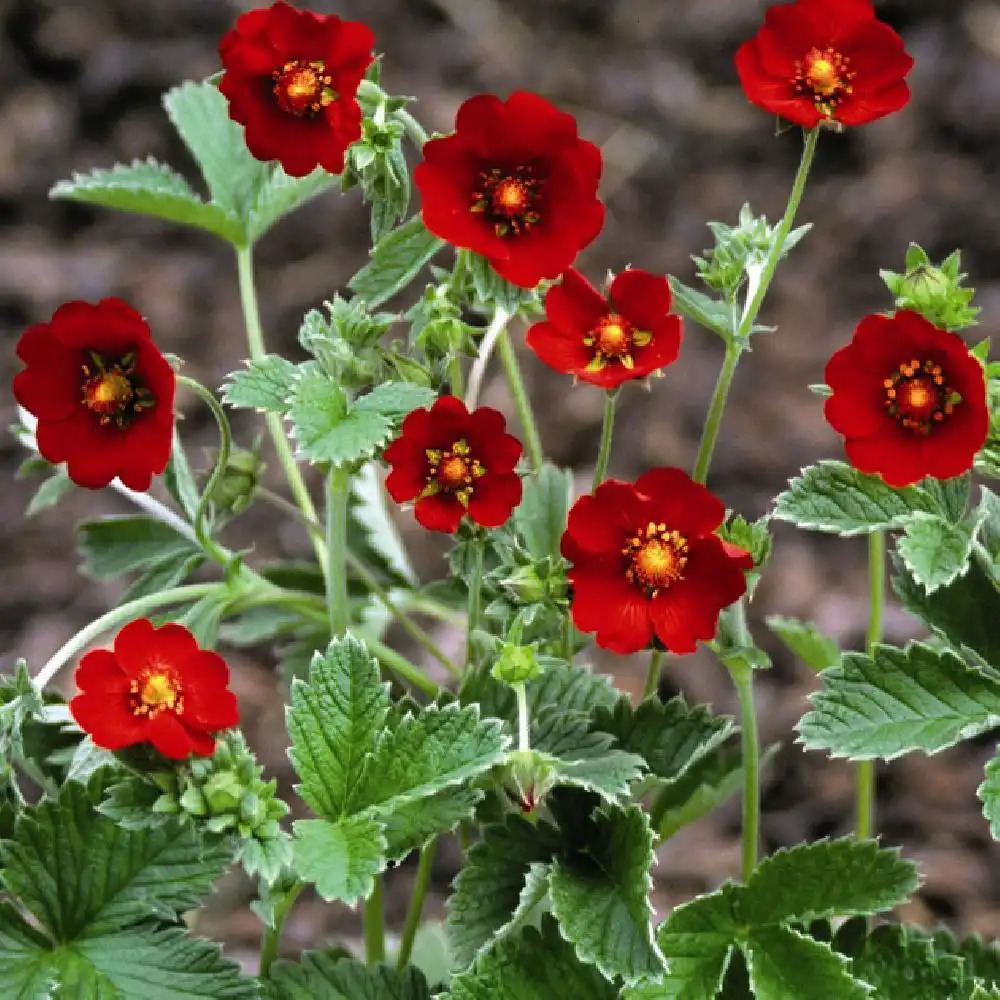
top-left (880, 243), bottom-right (980, 332)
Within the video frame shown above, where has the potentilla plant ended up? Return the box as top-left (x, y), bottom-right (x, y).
top-left (5, 0), bottom-right (1000, 997)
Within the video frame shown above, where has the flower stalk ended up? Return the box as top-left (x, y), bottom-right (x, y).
top-left (593, 390), bottom-right (618, 489)
top-left (857, 530), bottom-right (886, 840)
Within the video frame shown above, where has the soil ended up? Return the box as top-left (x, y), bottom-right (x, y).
top-left (4, 0), bottom-right (1000, 971)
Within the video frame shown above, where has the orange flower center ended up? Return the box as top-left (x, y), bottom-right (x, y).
top-left (623, 522), bottom-right (689, 598)
top-left (883, 358), bottom-right (960, 434)
top-left (582, 313), bottom-right (653, 373)
top-left (471, 165), bottom-right (543, 238)
top-left (793, 46), bottom-right (855, 115)
top-left (421, 438), bottom-right (486, 507)
top-left (80, 350), bottom-right (154, 429)
top-left (272, 59), bottom-right (336, 117)
top-left (130, 669), bottom-right (183, 718)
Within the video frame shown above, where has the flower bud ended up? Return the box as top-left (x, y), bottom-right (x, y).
top-left (491, 642), bottom-right (543, 686)
top-left (203, 771), bottom-right (244, 814)
top-left (207, 446), bottom-right (264, 516)
top-left (501, 749), bottom-right (557, 815)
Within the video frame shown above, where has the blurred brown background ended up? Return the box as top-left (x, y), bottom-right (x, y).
top-left (3, 0), bottom-right (1000, 969)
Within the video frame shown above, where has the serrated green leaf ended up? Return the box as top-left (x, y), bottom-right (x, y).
top-left (896, 511), bottom-right (976, 593)
top-left (287, 368), bottom-right (350, 462)
top-left (25, 468), bottom-right (74, 517)
top-left (799, 642), bottom-right (1000, 760)
top-left (292, 815), bottom-right (388, 905)
top-left (773, 461), bottom-right (939, 535)
top-left (287, 635), bottom-right (390, 820)
top-left (163, 80), bottom-right (269, 228)
top-left (836, 923), bottom-right (965, 1000)
top-left (765, 615), bottom-right (839, 672)
top-left (349, 216), bottom-right (445, 308)
top-left (447, 816), bottom-right (562, 969)
top-left (465, 252), bottom-right (535, 314)
top-left (247, 166), bottom-right (336, 242)
top-left (548, 804), bottom-right (665, 985)
top-left (120, 551), bottom-right (204, 604)
top-left (354, 381), bottom-right (437, 420)
top-left (743, 925), bottom-right (870, 1000)
top-left (930, 927), bottom-right (1000, 989)
top-left (978, 746), bottom-right (1000, 839)
top-left (893, 551), bottom-right (1000, 667)
top-left (221, 355), bottom-right (298, 413)
top-left (920, 473), bottom-right (972, 522)
top-left (0, 902), bottom-right (55, 998)
top-left (667, 276), bottom-right (734, 341)
top-left (269, 952), bottom-right (430, 999)
top-left (1, 778), bottom-right (232, 941)
top-left (174, 593), bottom-right (226, 648)
top-left (593, 696), bottom-right (736, 785)
top-left (164, 429), bottom-right (201, 521)
top-left (738, 839), bottom-right (918, 926)
top-left (513, 462), bottom-right (573, 560)
top-left (49, 157), bottom-right (244, 243)
top-left (381, 786), bottom-right (483, 861)
top-left (77, 516), bottom-right (198, 580)
top-left (447, 917), bottom-right (619, 1000)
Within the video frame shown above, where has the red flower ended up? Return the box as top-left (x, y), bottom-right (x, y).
top-left (13, 298), bottom-right (175, 492)
top-left (735, 0), bottom-right (913, 129)
top-left (414, 92), bottom-right (604, 289)
top-left (70, 619), bottom-right (239, 760)
top-left (219, 1), bottom-right (374, 177)
top-left (824, 310), bottom-right (988, 488)
top-left (561, 469), bottom-right (749, 655)
top-left (525, 268), bottom-right (682, 389)
top-left (384, 395), bottom-right (523, 533)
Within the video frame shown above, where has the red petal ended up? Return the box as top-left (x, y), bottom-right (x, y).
top-left (844, 431), bottom-right (929, 488)
top-left (563, 481), bottom-right (645, 557)
top-left (836, 81), bottom-right (910, 126)
top-left (183, 680), bottom-right (240, 731)
top-left (609, 269), bottom-right (672, 330)
top-left (467, 472), bottom-right (522, 527)
top-left (114, 619), bottom-right (198, 678)
top-left (633, 468), bottom-right (726, 538)
top-left (544, 270), bottom-right (607, 337)
top-left (414, 493), bottom-right (465, 533)
top-left (75, 649), bottom-right (128, 693)
top-left (568, 566), bottom-right (653, 655)
top-left (525, 320), bottom-right (593, 377)
top-left (145, 712), bottom-right (198, 759)
top-left (70, 692), bottom-right (146, 750)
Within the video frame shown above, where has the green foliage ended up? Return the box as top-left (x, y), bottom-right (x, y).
top-left (349, 216), bottom-right (446, 307)
top-left (798, 642), bottom-right (1000, 760)
top-left (765, 615), bottom-right (839, 672)
top-left (49, 157), bottom-right (245, 243)
top-left (17, 459), bottom-right (75, 518)
top-left (0, 776), bottom-right (253, 998)
top-left (446, 917), bottom-right (619, 1000)
top-left (667, 276), bottom-right (734, 341)
top-left (513, 462), bottom-right (574, 560)
top-left (77, 516), bottom-right (199, 581)
top-left (350, 463), bottom-right (419, 585)
top-left (463, 251), bottom-right (542, 316)
top-left (773, 461), bottom-right (942, 536)
top-left (289, 369), bottom-right (436, 468)
top-left (221, 355), bottom-right (298, 414)
top-left (880, 242), bottom-right (980, 331)
top-left (896, 511), bottom-right (978, 593)
top-left (978, 746), bottom-right (1000, 839)
top-left (286, 636), bottom-right (507, 902)
top-left (268, 952), bottom-right (430, 999)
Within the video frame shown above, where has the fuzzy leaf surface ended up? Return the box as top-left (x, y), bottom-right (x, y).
top-left (548, 804), bottom-right (664, 985)
top-left (798, 642), bottom-right (1000, 760)
top-left (77, 516), bottom-right (197, 581)
top-left (513, 462), bottom-right (574, 559)
top-left (291, 815), bottom-right (388, 905)
top-left (268, 952), bottom-right (429, 999)
top-left (896, 511), bottom-right (977, 593)
top-left (978, 746), bottom-right (1000, 840)
top-left (773, 461), bottom-right (938, 535)
top-left (349, 216), bottom-right (445, 308)
top-left (247, 166), bottom-right (336, 242)
top-left (221, 356), bottom-right (298, 413)
top-left (765, 615), bottom-right (839, 671)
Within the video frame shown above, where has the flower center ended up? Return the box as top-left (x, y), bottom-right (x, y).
top-left (793, 46), bottom-right (855, 115)
top-left (272, 59), bottom-right (336, 117)
top-left (582, 313), bottom-right (653, 373)
top-left (130, 669), bottom-right (183, 719)
top-left (883, 358), bottom-right (960, 434)
top-left (80, 350), bottom-right (154, 429)
top-left (623, 522), bottom-right (689, 598)
top-left (421, 439), bottom-right (486, 507)
top-left (471, 165), bottom-right (543, 238)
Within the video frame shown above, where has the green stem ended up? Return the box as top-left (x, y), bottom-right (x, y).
top-left (592, 390), bottom-right (618, 490)
top-left (561, 615), bottom-right (575, 662)
top-left (325, 467), bottom-right (351, 637)
top-left (731, 657), bottom-right (761, 881)
top-left (465, 306), bottom-right (510, 409)
top-left (33, 583), bottom-right (222, 691)
top-left (364, 878), bottom-right (386, 964)
top-left (514, 681), bottom-right (531, 752)
top-left (496, 330), bottom-right (544, 472)
top-left (642, 649), bottom-right (664, 701)
top-left (396, 840), bottom-right (437, 972)
top-left (177, 376), bottom-right (232, 567)
top-left (365, 636), bottom-right (441, 697)
top-left (448, 356), bottom-right (465, 399)
top-left (258, 882), bottom-right (304, 978)
top-left (465, 538), bottom-right (486, 671)
top-left (235, 244), bottom-right (328, 580)
top-left (856, 531), bottom-right (885, 840)
top-left (692, 340), bottom-right (742, 486)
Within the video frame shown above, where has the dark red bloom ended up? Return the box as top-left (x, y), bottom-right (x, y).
top-left (219, 2), bottom-right (374, 177)
top-left (70, 619), bottom-right (239, 760)
top-left (384, 396), bottom-right (522, 533)
top-left (525, 268), bottom-right (682, 389)
top-left (561, 469), bottom-right (749, 655)
top-left (735, 0), bottom-right (913, 128)
top-left (824, 310), bottom-right (988, 488)
top-left (13, 298), bottom-right (175, 492)
top-left (414, 92), bottom-right (604, 289)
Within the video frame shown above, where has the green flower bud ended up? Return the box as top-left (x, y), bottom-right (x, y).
top-left (240, 791), bottom-right (267, 828)
top-left (179, 786), bottom-right (208, 817)
top-left (500, 565), bottom-right (546, 605)
top-left (150, 771), bottom-right (178, 794)
top-left (255, 819), bottom-right (282, 841)
top-left (491, 642), bottom-right (543, 686)
top-left (206, 813), bottom-right (237, 834)
top-left (151, 793), bottom-right (180, 814)
top-left (207, 446), bottom-right (264, 516)
top-left (502, 749), bottom-right (557, 815)
top-left (203, 772), bottom-right (243, 814)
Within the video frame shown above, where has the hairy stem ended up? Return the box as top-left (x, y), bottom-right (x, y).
top-left (396, 840), bottom-right (437, 972)
top-left (365, 635), bottom-right (441, 697)
top-left (642, 649), bottom-right (664, 701)
top-left (514, 681), bottom-right (531, 752)
top-left (325, 467), bottom-right (351, 638)
top-left (235, 244), bottom-right (328, 580)
top-left (465, 538), bottom-right (486, 671)
top-left (692, 340), bottom-right (742, 486)
top-left (364, 878), bottom-right (386, 964)
top-left (465, 306), bottom-right (510, 409)
top-left (593, 390), bottom-right (618, 490)
top-left (857, 530), bottom-right (885, 840)
top-left (496, 330), bottom-right (544, 472)
top-left (258, 882), bottom-right (304, 978)
top-left (731, 655), bottom-right (761, 881)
